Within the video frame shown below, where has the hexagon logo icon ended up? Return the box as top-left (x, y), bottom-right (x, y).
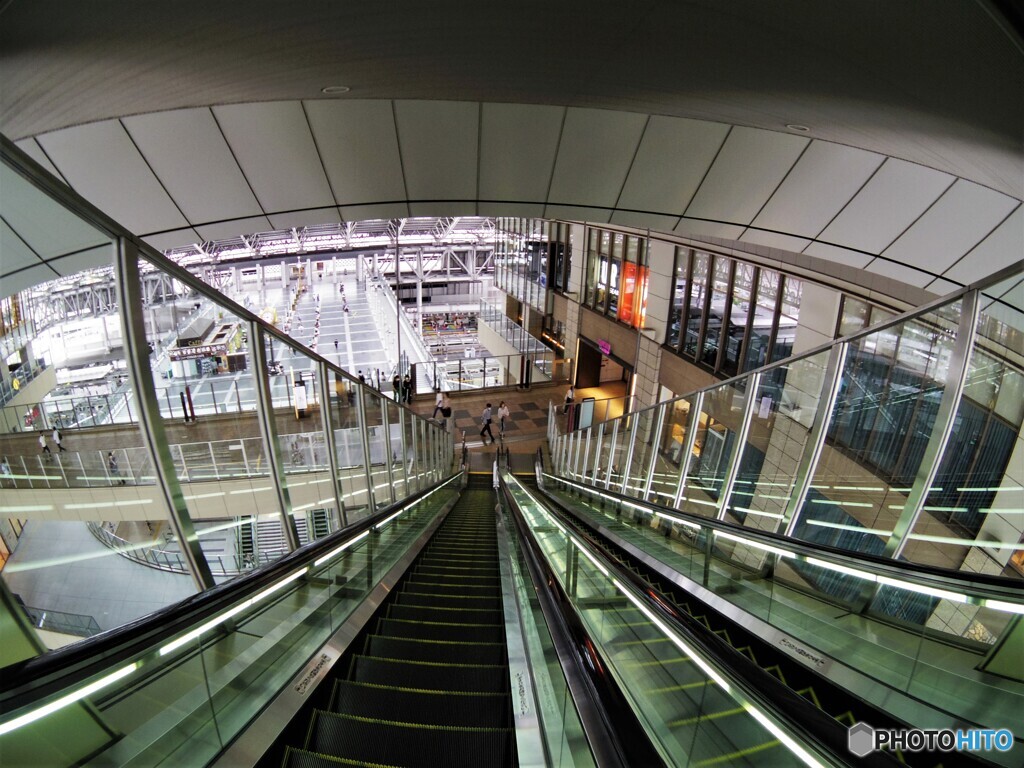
top-left (848, 722), bottom-right (876, 757)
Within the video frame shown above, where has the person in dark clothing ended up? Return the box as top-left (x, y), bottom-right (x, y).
top-left (402, 374), bottom-right (413, 403)
top-left (480, 403), bottom-right (495, 444)
top-left (392, 373), bottom-right (402, 401)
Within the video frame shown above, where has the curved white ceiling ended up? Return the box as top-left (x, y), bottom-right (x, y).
top-left (1, 1), bottom-right (1022, 301)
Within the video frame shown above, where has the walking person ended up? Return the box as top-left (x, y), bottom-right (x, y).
top-left (439, 395), bottom-right (453, 431)
top-left (392, 373), bottom-right (402, 401)
top-left (108, 451), bottom-right (126, 485)
top-left (333, 338), bottom-right (339, 352)
top-left (563, 385), bottom-right (575, 414)
top-left (432, 390), bottom-right (445, 418)
top-left (480, 403), bottom-right (495, 444)
top-left (403, 373), bottom-right (413, 403)
top-left (52, 427), bottom-right (66, 452)
top-left (497, 401), bottom-right (510, 438)
top-left (39, 431), bottom-right (51, 456)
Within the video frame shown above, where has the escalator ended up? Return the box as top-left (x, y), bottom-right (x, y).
top-left (527, 473), bottom-right (1008, 767)
top-left (275, 477), bottom-right (515, 768)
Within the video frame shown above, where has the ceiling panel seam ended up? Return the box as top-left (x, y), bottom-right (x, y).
top-left (801, 155), bottom-right (888, 254)
top-left (300, 100), bottom-right (344, 224)
top-left (678, 125), bottom-right (733, 227)
top-left (475, 102), bottom-right (483, 218)
top-left (390, 100), bottom-right (412, 218)
top-left (610, 115), bottom-right (652, 225)
top-left (978, 276), bottom-right (1024, 315)
top-left (869, 176), bottom-right (962, 273)
top-left (208, 107), bottom-right (271, 225)
top-left (738, 138), bottom-right (813, 240)
top-left (932, 200), bottom-right (1023, 288)
top-left (0, 214), bottom-right (58, 274)
top-left (119, 118), bottom-right (198, 243)
top-left (541, 107), bottom-right (569, 220)
top-left (29, 137), bottom-right (72, 188)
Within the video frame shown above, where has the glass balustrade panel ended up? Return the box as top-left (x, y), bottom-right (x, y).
top-left (678, 382), bottom-right (745, 519)
top-left (791, 302), bottom-right (963, 567)
top-left (725, 349), bottom-right (832, 534)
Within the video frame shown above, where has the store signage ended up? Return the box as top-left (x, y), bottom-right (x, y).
top-left (169, 344), bottom-right (227, 361)
top-left (597, 339), bottom-right (612, 355)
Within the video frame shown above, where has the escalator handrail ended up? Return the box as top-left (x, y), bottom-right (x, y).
top-left (499, 476), bottom-right (666, 768)
top-left (545, 472), bottom-right (1024, 607)
top-left (508, 472), bottom-right (909, 768)
top-left (0, 471), bottom-right (464, 712)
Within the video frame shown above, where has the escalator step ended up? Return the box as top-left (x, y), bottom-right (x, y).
top-left (375, 617), bottom-right (504, 644)
top-left (330, 679), bottom-right (508, 728)
top-left (348, 655), bottom-right (509, 693)
top-left (401, 579), bottom-right (499, 595)
top-left (393, 591), bottom-right (502, 610)
top-left (283, 746), bottom-right (388, 768)
top-left (306, 710), bottom-right (511, 768)
top-left (365, 634), bottom-right (506, 665)
top-left (387, 604), bottom-right (502, 624)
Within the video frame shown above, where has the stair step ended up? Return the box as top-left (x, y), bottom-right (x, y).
top-left (283, 746), bottom-right (379, 768)
top-left (330, 679), bottom-right (508, 727)
top-left (387, 603), bottom-right (502, 624)
top-left (348, 655), bottom-right (508, 693)
top-left (374, 616), bottom-right (504, 644)
top-left (307, 711), bottom-right (511, 768)
top-left (365, 635), bottom-right (506, 665)
top-left (393, 591), bottom-right (502, 610)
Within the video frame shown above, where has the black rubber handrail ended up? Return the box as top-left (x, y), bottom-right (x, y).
top-left (545, 472), bottom-right (1022, 600)
top-left (500, 478), bottom-right (665, 768)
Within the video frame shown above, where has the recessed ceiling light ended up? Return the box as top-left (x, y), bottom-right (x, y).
top-left (785, 124), bottom-right (811, 132)
top-left (321, 86), bottom-right (351, 95)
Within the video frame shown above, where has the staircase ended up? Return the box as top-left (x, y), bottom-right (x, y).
top-left (280, 480), bottom-right (515, 767)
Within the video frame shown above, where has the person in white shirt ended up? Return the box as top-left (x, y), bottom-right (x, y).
top-left (497, 401), bottom-right (510, 437)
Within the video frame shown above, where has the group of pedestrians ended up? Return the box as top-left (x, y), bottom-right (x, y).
top-left (38, 428), bottom-right (65, 458)
top-left (391, 372), bottom-right (414, 403)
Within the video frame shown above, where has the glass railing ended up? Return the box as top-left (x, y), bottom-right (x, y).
top-left (550, 260), bottom-right (1024, 581)
top-left (412, 351), bottom-right (569, 394)
top-left (540, 470), bottom-right (1024, 758)
top-left (0, 474), bottom-right (462, 767)
top-left (498, 496), bottom-right (598, 768)
top-left (502, 472), bottom-right (836, 767)
top-left (1, 136), bottom-right (454, 650)
top-left (0, 361), bottom-right (48, 409)
top-left (478, 304), bottom-right (550, 358)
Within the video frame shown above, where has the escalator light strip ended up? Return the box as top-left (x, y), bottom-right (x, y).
top-left (714, 531), bottom-right (793, 559)
top-left (0, 662), bottom-right (138, 736)
top-left (314, 530), bottom-right (370, 567)
top-left (655, 512), bottom-right (701, 531)
top-left (876, 576), bottom-right (966, 604)
top-left (805, 557), bottom-right (876, 582)
top-left (374, 509), bottom-right (405, 530)
top-left (160, 567), bottom-right (308, 656)
top-left (570, 536), bottom-right (608, 577)
top-left (985, 599), bottom-right (1024, 615)
top-left (613, 578), bottom-right (731, 692)
top-left (744, 704), bottom-right (825, 768)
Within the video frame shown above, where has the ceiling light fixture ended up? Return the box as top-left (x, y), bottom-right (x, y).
top-left (321, 85), bottom-right (351, 95)
top-left (785, 124), bottom-right (811, 133)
